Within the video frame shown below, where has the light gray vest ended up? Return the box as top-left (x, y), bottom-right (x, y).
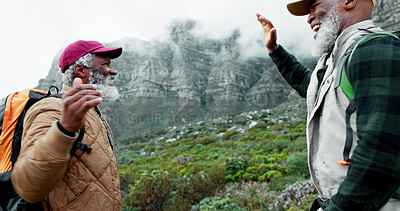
top-left (307, 20), bottom-right (400, 210)
top-left (306, 20), bottom-right (380, 195)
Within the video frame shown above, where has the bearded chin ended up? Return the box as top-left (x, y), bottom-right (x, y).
top-left (97, 84), bottom-right (120, 102)
top-left (89, 71), bottom-right (120, 102)
top-left (311, 7), bottom-right (341, 57)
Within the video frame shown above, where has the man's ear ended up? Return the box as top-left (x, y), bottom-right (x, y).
top-left (74, 65), bottom-right (87, 78)
top-left (343, 0), bottom-right (357, 10)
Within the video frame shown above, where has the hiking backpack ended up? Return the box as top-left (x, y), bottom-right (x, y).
top-left (337, 31), bottom-right (400, 198)
top-left (0, 86), bottom-right (90, 211)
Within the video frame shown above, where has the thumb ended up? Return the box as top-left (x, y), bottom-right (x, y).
top-left (269, 28), bottom-right (277, 41)
top-left (73, 78), bottom-right (83, 87)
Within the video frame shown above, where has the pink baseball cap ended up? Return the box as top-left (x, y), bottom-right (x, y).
top-left (59, 40), bottom-right (122, 72)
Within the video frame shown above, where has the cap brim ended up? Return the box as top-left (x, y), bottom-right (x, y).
top-left (91, 47), bottom-right (123, 59)
top-left (287, 0), bottom-right (310, 16)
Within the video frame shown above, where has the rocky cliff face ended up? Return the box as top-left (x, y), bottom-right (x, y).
top-left (372, 0), bottom-right (400, 31)
top-left (37, 19), bottom-right (313, 139)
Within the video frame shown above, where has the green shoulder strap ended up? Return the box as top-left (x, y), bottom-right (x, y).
top-left (341, 32), bottom-right (399, 100)
top-left (339, 32), bottom-right (400, 199)
top-left (340, 32), bottom-right (399, 163)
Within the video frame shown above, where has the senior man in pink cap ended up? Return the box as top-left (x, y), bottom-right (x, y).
top-left (257, 0), bottom-right (400, 210)
top-left (11, 40), bottom-right (123, 210)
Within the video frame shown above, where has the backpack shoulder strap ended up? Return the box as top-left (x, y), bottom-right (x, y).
top-left (341, 32), bottom-right (400, 100)
top-left (337, 32), bottom-right (400, 166)
top-left (339, 31), bottom-right (400, 198)
top-left (10, 85), bottom-right (91, 166)
top-left (9, 89), bottom-right (48, 166)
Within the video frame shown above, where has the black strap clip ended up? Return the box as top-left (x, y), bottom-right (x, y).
top-left (310, 195), bottom-right (330, 211)
top-left (70, 125), bottom-right (92, 156)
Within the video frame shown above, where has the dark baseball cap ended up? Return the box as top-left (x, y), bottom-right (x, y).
top-left (59, 40), bottom-right (122, 72)
top-left (287, 0), bottom-right (376, 16)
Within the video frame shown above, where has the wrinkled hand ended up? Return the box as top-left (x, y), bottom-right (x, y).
top-left (59, 78), bottom-right (103, 133)
top-left (256, 13), bottom-right (279, 52)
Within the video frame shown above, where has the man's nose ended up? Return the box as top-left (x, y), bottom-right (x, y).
top-left (109, 67), bottom-right (117, 75)
top-left (307, 12), bottom-right (315, 25)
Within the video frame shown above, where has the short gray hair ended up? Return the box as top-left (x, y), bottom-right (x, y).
top-left (62, 53), bottom-right (94, 86)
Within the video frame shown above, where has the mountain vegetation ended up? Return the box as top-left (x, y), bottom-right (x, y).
top-left (117, 95), bottom-right (316, 210)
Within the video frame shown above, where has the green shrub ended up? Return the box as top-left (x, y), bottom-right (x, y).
top-left (287, 136), bottom-right (307, 152)
top-left (233, 170), bottom-right (246, 181)
top-left (287, 151), bottom-right (309, 178)
top-left (259, 137), bottom-right (291, 153)
top-left (222, 130), bottom-right (237, 141)
top-left (218, 182), bottom-right (271, 210)
top-left (191, 194), bottom-right (245, 211)
top-left (287, 193), bottom-right (318, 211)
top-left (153, 129), bottom-right (167, 136)
top-left (169, 165), bottom-right (226, 210)
top-left (248, 128), bottom-right (268, 140)
top-left (225, 174), bottom-right (235, 182)
top-left (225, 157), bottom-right (248, 176)
top-left (196, 133), bottom-right (208, 138)
top-left (180, 168), bottom-right (187, 176)
top-left (200, 137), bottom-right (217, 145)
top-left (144, 146), bottom-right (156, 154)
top-left (252, 123), bottom-right (267, 129)
top-left (242, 173), bottom-right (258, 181)
top-left (259, 170), bottom-right (282, 182)
top-left (289, 123), bottom-right (306, 133)
top-left (167, 140), bottom-right (181, 148)
top-left (262, 133), bottom-right (277, 140)
top-left (237, 135), bottom-right (251, 142)
top-left (122, 205), bottom-right (141, 211)
top-left (234, 116), bottom-right (248, 125)
top-left (181, 137), bottom-right (198, 145)
top-left (120, 173), bottom-right (134, 196)
top-left (266, 170), bottom-right (282, 180)
top-left (250, 155), bottom-right (266, 165)
top-left (216, 128), bottom-right (227, 134)
top-left (124, 170), bottom-right (172, 210)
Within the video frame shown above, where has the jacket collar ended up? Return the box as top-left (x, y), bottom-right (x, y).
top-left (331, 20), bottom-right (379, 63)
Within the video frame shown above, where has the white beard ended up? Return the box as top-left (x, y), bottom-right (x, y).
top-left (311, 5), bottom-right (342, 57)
top-left (89, 71), bottom-right (120, 102)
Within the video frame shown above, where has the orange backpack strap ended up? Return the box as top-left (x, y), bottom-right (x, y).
top-left (0, 89), bottom-right (49, 173)
top-left (0, 90), bottom-right (33, 173)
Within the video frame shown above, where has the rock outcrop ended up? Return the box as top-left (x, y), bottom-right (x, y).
top-left (37, 19), bottom-right (310, 139)
top-left (372, 0), bottom-right (400, 31)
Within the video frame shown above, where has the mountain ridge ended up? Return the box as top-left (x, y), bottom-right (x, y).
top-left (36, 19), bottom-right (316, 139)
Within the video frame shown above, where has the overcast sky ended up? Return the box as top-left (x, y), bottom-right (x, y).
top-left (0, 0), bottom-right (314, 98)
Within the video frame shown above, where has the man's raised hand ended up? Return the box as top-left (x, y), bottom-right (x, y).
top-left (59, 78), bottom-right (103, 133)
top-left (256, 13), bottom-right (279, 52)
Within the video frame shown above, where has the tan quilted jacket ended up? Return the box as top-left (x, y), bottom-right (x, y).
top-left (11, 84), bottom-right (122, 210)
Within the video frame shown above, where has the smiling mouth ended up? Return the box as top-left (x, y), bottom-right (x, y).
top-left (312, 24), bottom-right (321, 39)
top-left (108, 77), bottom-right (115, 86)
top-left (313, 24), bottom-right (321, 32)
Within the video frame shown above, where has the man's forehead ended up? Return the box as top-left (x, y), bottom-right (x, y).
top-left (309, 0), bottom-right (320, 6)
top-left (287, 0), bottom-right (328, 16)
top-left (93, 53), bottom-right (111, 60)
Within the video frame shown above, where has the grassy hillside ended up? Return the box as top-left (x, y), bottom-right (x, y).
top-left (117, 95), bottom-right (316, 210)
